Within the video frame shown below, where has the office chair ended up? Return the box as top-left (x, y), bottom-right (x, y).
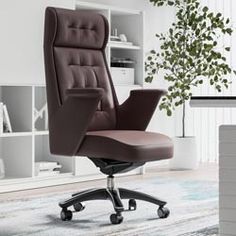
top-left (44, 7), bottom-right (173, 224)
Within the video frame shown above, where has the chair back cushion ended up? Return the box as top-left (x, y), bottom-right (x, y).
top-left (44, 7), bottom-right (117, 130)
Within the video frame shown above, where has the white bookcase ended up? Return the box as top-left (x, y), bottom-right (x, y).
top-left (0, 85), bottom-right (73, 192)
top-left (0, 2), bottom-right (145, 193)
top-left (76, 1), bottom-right (145, 87)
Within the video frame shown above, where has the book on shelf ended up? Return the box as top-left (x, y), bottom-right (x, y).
top-left (0, 104), bottom-right (12, 133)
top-left (35, 161), bottom-right (62, 176)
top-left (0, 103), bottom-right (3, 134)
top-left (109, 41), bottom-right (133, 46)
top-left (37, 170), bottom-right (61, 177)
top-left (35, 161), bottom-right (61, 171)
top-left (110, 36), bottom-right (120, 41)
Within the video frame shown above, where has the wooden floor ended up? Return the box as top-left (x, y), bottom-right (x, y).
top-left (0, 163), bottom-right (218, 201)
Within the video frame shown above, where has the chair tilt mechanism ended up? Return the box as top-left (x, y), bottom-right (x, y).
top-left (43, 7), bottom-right (174, 225)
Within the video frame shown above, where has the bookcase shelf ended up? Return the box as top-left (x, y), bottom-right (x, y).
top-left (0, 132), bottom-right (32, 138)
top-left (108, 43), bottom-right (141, 50)
top-left (34, 172), bottom-right (73, 180)
top-left (34, 131), bottom-right (49, 136)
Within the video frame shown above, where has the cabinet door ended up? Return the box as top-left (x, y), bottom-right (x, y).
top-left (111, 68), bottom-right (135, 85)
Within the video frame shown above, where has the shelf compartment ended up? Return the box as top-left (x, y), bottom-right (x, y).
top-left (111, 14), bottom-right (143, 49)
top-left (0, 136), bottom-right (33, 178)
top-left (34, 87), bottom-right (48, 132)
top-left (34, 135), bottom-right (73, 177)
top-left (111, 49), bottom-right (143, 86)
top-left (0, 86), bottom-right (32, 133)
top-left (0, 132), bottom-right (32, 138)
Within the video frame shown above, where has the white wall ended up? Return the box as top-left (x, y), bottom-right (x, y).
top-left (0, 0), bottom-right (74, 85)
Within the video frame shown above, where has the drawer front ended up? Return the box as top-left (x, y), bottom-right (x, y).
top-left (111, 68), bottom-right (134, 85)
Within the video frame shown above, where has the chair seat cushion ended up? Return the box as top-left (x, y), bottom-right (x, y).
top-left (77, 130), bottom-right (173, 163)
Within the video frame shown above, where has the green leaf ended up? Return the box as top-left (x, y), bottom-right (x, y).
top-left (208, 13), bottom-right (213, 19)
top-left (167, 1), bottom-right (174, 6)
top-left (226, 28), bottom-right (233, 35)
top-left (202, 6), bottom-right (209, 13)
top-left (145, 76), bottom-right (153, 83)
top-left (167, 110), bottom-right (172, 116)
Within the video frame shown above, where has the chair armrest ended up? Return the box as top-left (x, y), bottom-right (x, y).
top-left (116, 89), bottom-right (166, 130)
top-left (49, 88), bottom-right (104, 156)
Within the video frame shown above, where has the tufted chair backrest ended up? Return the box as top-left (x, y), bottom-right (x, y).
top-left (44, 7), bottom-right (118, 131)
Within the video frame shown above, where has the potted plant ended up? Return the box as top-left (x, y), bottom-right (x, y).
top-left (145, 0), bottom-right (235, 170)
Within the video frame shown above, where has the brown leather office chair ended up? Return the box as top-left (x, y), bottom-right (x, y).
top-left (44, 7), bottom-right (173, 224)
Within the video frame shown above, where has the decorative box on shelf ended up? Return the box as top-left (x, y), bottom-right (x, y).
top-left (35, 161), bottom-right (62, 177)
top-left (111, 67), bottom-right (134, 85)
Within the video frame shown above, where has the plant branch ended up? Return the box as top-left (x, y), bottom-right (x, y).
top-left (182, 101), bottom-right (186, 138)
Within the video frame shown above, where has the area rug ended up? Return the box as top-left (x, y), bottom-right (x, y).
top-left (0, 176), bottom-right (218, 236)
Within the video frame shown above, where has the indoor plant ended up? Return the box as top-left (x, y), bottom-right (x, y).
top-left (145, 0), bottom-right (235, 169)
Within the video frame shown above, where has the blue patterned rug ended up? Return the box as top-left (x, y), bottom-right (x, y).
top-left (0, 176), bottom-right (218, 236)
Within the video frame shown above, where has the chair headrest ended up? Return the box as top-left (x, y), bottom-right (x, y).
top-left (45, 7), bottom-right (109, 49)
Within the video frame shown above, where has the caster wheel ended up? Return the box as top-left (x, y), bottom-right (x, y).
top-left (73, 202), bottom-right (85, 212)
top-left (128, 199), bottom-right (137, 211)
top-left (110, 213), bottom-right (123, 224)
top-left (60, 209), bottom-right (73, 221)
top-left (157, 207), bottom-right (170, 219)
